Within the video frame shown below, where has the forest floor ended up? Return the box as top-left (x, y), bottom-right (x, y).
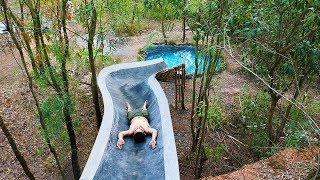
top-left (0, 19), bottom-right (319, 179)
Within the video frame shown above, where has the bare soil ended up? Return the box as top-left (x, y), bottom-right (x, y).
top-left (0, 19), bottom-right (318, 180)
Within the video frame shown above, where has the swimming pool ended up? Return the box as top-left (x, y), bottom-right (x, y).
top-left (145, 45), bottom-right (204, 75)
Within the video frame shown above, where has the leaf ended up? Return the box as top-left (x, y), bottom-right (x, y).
top-left (308, 7), bottom-right (314, 12)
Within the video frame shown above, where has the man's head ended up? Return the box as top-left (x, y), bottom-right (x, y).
top-left (133, 127), bottom-right (146, 143)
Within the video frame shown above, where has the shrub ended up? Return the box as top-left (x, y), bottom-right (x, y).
top-left (238, 86), bottom-right (271, 155)
top-left (238, 85), bottom-right (319, 157)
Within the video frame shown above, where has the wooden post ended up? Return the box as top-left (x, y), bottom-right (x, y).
top-left (181, 64), bottom-right (186, 109)
top-left (175, 66), bottom-right (178, 109)
top-left (174, 64), bottom-right (186, 110)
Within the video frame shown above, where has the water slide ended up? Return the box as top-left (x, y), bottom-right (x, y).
top-left (80, 59), bottom-right (180, 179)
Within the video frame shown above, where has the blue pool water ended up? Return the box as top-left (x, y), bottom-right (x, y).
top-left (145, 45), bottom-right (204, 75)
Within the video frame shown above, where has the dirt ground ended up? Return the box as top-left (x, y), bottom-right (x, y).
top-left (0, 20), bottom-right (319, 180)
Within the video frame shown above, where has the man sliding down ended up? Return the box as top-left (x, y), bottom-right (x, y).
top-left (117, 100), bottom-right (158, 150)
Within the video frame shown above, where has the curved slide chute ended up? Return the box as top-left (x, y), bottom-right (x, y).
top-left (81, 59), bottom-right (180, 179)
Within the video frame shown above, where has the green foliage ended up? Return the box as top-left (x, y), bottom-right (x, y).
top-left (137, 55), bottom-right (144, 61)
top-left (142, 31), bottom-right (159, 51)
top-left (196, 96), bottom-right (225, 130)
top-left (238, 85), bottom-right (319, 156)
top-left (238, 86), bottom-right (270, 154)
top-left (112, 21), bottom-right (146, 36)
top-left (265, 144), bottom-right (281, 156)
top-left (36, 147), bottom-right (45, 156)
top-left (230, 0), bottom-right (320, 150)
top-left (49, 38), bottom-right (65, 64)
top-left (33, 69), bottom-right (53, 89)
top-left (37, 94), bottom-right (79, 152)
top-left (72, 48), bottom-right (118, 72)
top-left (97, 0), bottom-right (147, 36)
top-left (38, 96), bottom-right (70, 147)
top-left (207, 97), bottom-right (225, 129)
top-left (74, 2), bottom-right (94, 27)
top-left (204, 143), bottom-right (225, 161)
top-left (285, 98), bottom-right (320, 148)
top-left (144, 0), bottom-right (182, 20)
top-left (230, 0), bottom-right (320, 88)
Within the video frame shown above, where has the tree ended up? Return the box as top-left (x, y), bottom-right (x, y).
top-left (80, 0), bottom-right (103, 129)
top-left (1, 0), bottom-right (65, 178)
top-left (230, 0), bottom-right (320, 145)
top-left (15, 0), bottom-right (82, 178)
top-left (144, 0), bottom-right (180, 43)
top-left (0, 116), bottom-right (35, 180)
top-left (187, 0), bottom-right (227, 178)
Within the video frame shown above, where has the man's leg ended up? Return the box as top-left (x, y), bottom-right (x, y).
top-left (141, 100), bottom-right (149, 119)
top-left (126, 102), bottom-right (135, 122)
top-left (125, 102), bottom-right (133, 112)
top-left (142, 100), bottom-right (148, 110)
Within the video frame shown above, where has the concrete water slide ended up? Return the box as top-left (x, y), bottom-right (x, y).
top-left (80, 59), bottom-right (179, 180)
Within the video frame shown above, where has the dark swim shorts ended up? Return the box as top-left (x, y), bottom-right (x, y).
top-left (127, 110), bottom-right (149, 123)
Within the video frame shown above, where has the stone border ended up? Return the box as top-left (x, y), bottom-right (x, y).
top-left (148, 75), bottom-right (180, 180)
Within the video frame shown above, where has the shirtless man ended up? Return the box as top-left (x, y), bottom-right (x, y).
top-left (117, 100), bottom-right (158, 150)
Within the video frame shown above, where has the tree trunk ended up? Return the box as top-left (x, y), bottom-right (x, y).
top-left (182, 0), bottom-right (186, 42)
top-left (2, 1), bottom-right (65, 178)
top-left (24, 0), bottom-right (44, 73)
top-left (0, 115), bottom-right (35, 180)
top-left (194, 93), bottom-right (209, 179)
top-left (63, 106), bottom-right (81, 179)
top-left (88, 3), bottom-right (102, 129)
top-left (132, 0), bottom-right (138, 24)
top-left (274, 76), bottom-right (305, 143)
top-left (0, 116), bottom-right (35, 180)
top-left (190, 13), bottom-right (201, 151)
top-left (61, 0), bottom-right (81, 179)
top-left (159, 3), bottom-right (167, 44)
top-left (8, 8), bottom-right (39, 76)
top-left (267, 96), bottom-right (278, 145)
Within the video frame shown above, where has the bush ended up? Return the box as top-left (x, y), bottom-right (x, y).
top-left (238, 86), bottom-right (271, 155)
top-left (112, 21), bottom-right (147, 36)
top-left (237, 86), bottom-right (319, 157)
top-left (285, 97), bottom-right (320, 148)
top-left (72, 48), bottom-right (119, 73)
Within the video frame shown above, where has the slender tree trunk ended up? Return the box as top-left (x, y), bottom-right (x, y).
top-left (196, 146), bottom-right (207, 179)
top-left (23, 0), bottom-right (61, 91)
top-left (88, 2), bottom-right (102, 129)
top-left (63, 107), bottom-right (81, 179)
top-left (61, 0), bottom-right (70, 93)
top-left (2, 14), bottom-right (38, 180)
top-left (25, 1), bottom-right (44, 73)
top-left (132, 0), bottom-right (138, 24)
top-left (302, 77), bottom-right (312, 104)
top-left (8, 8), bottom-right (39, 76)
top-left (182, 0), bottom-right (186, 42)
top-left (194, 93), bottom-right (209, 179)
top-left (18, 0), bottom-right (24, 20)
top-left (190, 13), bottom-right (200, 151)
top-left (267, 97), bottom-right (278, 145)
top-left (25, 1), bottom-right (81, 178)
top-left (159, 3), bottom-right (167, 44)
top-left (2, 2), bottom-right (65, 178)
top-left (275, 76), bottom-right (305, 142)
top-left (0, 116), bottom-right (35, 180)
top-left (61, 0), bottom-right (81, 179)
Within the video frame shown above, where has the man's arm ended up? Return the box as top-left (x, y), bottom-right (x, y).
top-left (146, 127), bottom-right (157, 149)
top-left (117, 130), bottom-right (133, 150)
